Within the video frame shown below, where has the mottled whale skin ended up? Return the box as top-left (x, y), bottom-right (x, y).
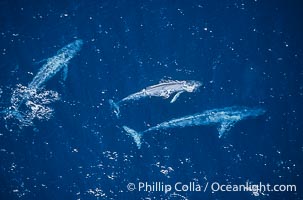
top-left (1, 39), bottom-right (83, 126)
top-left (14, 39), bottom-right (83, 111)
top-left (29, 39), bottom-right (83, 89)
top-left (122, 106), bottom-right (266, 149)
top-left (109, 80), bottom-right (202, 118)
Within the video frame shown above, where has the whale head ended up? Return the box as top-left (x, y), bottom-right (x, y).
top-left (183, 81), bottom-right (202, 92)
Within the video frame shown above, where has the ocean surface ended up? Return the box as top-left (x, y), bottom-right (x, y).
top-left (0, 0), bottom-right (302, 199)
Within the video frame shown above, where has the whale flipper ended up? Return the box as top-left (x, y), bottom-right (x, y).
top-left (62, 65), bottom-right (68, 81)
top-left (170, 91), bottom-right (184, 103)
top-left (217, 121), bottom-right (236, 138)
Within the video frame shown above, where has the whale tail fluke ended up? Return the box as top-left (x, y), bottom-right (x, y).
top-left (122, 126), bottom-right (142, 149)
top-left (108, 99), bottom-right (120, 118)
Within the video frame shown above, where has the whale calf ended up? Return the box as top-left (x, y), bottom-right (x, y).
top-left (109, 80), bottom-right (202, 118)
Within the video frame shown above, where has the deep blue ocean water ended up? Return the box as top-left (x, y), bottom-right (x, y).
top-left (0, 0), bottom-right (302, 199)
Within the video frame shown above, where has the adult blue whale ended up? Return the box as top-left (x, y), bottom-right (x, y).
top-left (2, 39), bottom-right (83, 127)
top-left (122, 106), bottom-right (266, 149)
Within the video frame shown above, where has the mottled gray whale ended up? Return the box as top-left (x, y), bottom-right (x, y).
top-left (109, 80), bottom-right (202, 118)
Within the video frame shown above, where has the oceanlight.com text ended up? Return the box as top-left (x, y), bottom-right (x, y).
top-left (126, 181), bottom-right (297, 194)
top-left (210, 182), bottom-right (296, 193)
